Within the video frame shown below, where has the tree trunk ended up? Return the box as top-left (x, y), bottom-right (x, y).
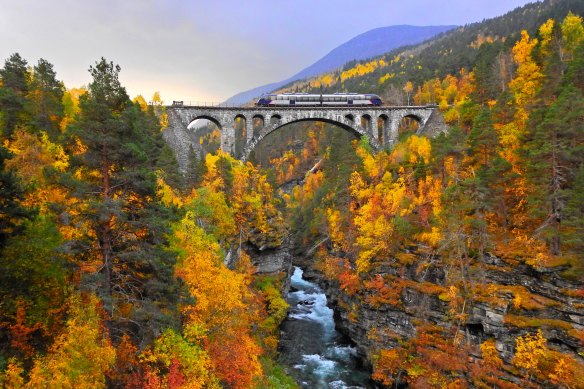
top-left (101, 151), bottom-right (114, 316)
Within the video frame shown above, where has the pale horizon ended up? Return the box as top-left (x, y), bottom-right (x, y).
top-left (0, 0), bottom-right (538, 102)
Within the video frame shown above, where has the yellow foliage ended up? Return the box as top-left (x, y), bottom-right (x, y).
top-left (378, 73), bottom-right (394, 84)
top-left (139, 329), bottom-right (219, 388)
top-left (187, 187), bottom-right (236, 240)
top-left (202, 152), bottom-right (226, 191)
top-left (156, 175), bottom-right (183, 207)
top-left (26, 293), bottom-right (116, 389)
top-left (512, 329), bottom-right (548, 375)
top-left (327, 208), bottom-right (346, 251)
top-left (480, 339), bottom-right (503, 368)
top-left (413, 70), bottom-right (473, 107)
top-left (1, 360), bottom-right (25, 389)
top-left (6, 130), bottom-right (69, 184)
top-left (539, 19), bottom-right (555, 57)
top-left (132, 94), bottom-right (148, 111)
top-left (405, 135), bottom-right (432, 164)
top-left (470, 33), bottom-right (498, 48)
top-left (172, 211), bottom-right (263, 387)
top-left (417, 226), bottom-right (442, 247)
top-left (509, 30), bottom-right (543, 128)
top-left (159, 112), bottom-right (168, 129)
top-left (357, 144), bottom-right (388, 179)
top-left (341, 59), bottom-right (389, 81)
top-left (352, 173), bottom-right (410, 272)
top-left (561, 12), bottom-right (584, 55)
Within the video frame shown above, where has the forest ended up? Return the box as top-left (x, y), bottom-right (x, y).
top-left (0, 55), bottom-right (293, 387)
top-left (271, 8), bottom-right (584, 389)
top-left (0, 1), bottom-right (583, 388)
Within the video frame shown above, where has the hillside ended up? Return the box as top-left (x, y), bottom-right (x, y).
top-left (1, 0), bottom-right (583, 387)
top-left (224, 25), bottom-right (455, 105)
top-left (275, 0), bottom-right (584, 104)
top-left (260, 0), bottom-right (584, 387)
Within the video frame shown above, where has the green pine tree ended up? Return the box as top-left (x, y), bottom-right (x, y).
top-left (0, 53), bottom-right (30, 140)
top-left (28, 58), bottom-right (65, 139)
top-left (70, 58), bottom-right (179, 342)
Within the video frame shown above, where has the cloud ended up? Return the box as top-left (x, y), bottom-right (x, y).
top-left (0, 0), bottom-right (535, 102)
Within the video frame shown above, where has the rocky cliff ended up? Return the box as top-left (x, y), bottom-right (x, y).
top-left (293, 245), bottom-right (584, 387)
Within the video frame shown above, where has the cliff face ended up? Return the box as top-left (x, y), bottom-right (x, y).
top-left (294, 246), bottom-right (584, 386)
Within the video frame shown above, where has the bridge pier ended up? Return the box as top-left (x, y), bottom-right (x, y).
top-left (163, 105), bottom-right (446, 172)
top-left (221, 126), bottom-right (236, 155)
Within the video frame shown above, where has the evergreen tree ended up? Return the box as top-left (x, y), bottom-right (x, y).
top-left (524, 85), bottom-right (584, 255)
top-left (472, 41), bottom-right (506, 103)
top-left (468, 106), bottom-right (499, 167)
top-left (563, 164), bottom-right (584, 256)
top-left (0, 145), bottom-right (31, 250)
top-left (28, 59), bottom-right (65, 138)
top-left (70, 58), bottom-right (179, 343)
top-left (0, 53), bottom-right (29, 140)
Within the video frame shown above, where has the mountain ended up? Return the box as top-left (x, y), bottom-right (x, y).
top-left (275, 0), bottom-right (584, 105)
top-left (224, 25), bottom-right (455, 105)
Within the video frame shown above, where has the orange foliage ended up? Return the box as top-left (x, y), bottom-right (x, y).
top-left (338, 268), bottom-right (360, 296)
top-left (172, 211), bottom-right (263, 386)
top-left (364, 274), bottom-right (405, 308)
top-left (8, 303), bottom-right (42, 358)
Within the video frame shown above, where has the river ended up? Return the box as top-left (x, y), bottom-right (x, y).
top-left (278, 267), bottom-right (374, 389)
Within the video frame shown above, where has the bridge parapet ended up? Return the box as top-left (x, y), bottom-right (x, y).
top-left (163, 105), bottom-right (445, 172)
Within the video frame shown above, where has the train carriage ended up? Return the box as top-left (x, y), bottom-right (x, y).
top-left (256, 92), bottom-right (382, 106)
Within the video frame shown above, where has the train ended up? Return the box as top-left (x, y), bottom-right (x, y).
top-left (256, 92), bottom-right (382, 107)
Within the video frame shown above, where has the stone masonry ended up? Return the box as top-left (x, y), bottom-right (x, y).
top-left (163, 105), bottom-right (446, 172)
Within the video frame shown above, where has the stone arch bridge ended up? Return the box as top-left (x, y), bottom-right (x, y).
top-left (163, 105), bottom-right (447, 172)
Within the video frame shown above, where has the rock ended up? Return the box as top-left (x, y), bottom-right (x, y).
top-left (250, 236), bottom-right (293, 275)
top-left (289, 247), bottom-right (584, 386)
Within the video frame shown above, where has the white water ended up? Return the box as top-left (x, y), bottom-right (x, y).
top-left (280, 267), bottom-right (372, 389)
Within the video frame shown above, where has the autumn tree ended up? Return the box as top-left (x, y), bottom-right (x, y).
top-left (0, 217), bottom-right (69, 360)
top-left (26, 293), bottom-right (116, 388)
top-left (403, 81), bottom-right (414, 105)
top-left (171, 210), bottom-right (263, 388)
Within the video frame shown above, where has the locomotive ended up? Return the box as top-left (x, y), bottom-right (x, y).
top-left (256, 92), bottom-right (382, 106)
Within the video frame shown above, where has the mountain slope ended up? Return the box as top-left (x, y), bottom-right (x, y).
top-left (224, 25), bottom-right (455, 105)
top-left (276, 0), bottom-right (584, 104)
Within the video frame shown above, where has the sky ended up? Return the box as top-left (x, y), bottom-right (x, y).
top-left (0, 0), bottom-right (537, 103)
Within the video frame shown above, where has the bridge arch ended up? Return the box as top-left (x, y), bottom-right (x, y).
top-left (234, 114), bottom-right (247, 124)
top-left (360, 114), bottom-right (372, 133)
top-left (399, 113), bottom-right (423, 136)
top-left (252, 114), bottom-right (264, 127)
top-left (241, 117), bottom-right (379, 161)
top-left (402, 113), bottom-right (423, 123)
top-left (269, 114), bottom-right (282, 126)
top-left (377, 114), bottom-right (389, 143)
top-left (252, 114), bottom-right (264, 138)
top-left (188, 115), bottom-right (222, 130)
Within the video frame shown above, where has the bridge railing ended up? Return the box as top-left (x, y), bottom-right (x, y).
top-left (166, 101), bottom-right (441, 109)
top-left (168, 100), bottom-right (244, 108)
